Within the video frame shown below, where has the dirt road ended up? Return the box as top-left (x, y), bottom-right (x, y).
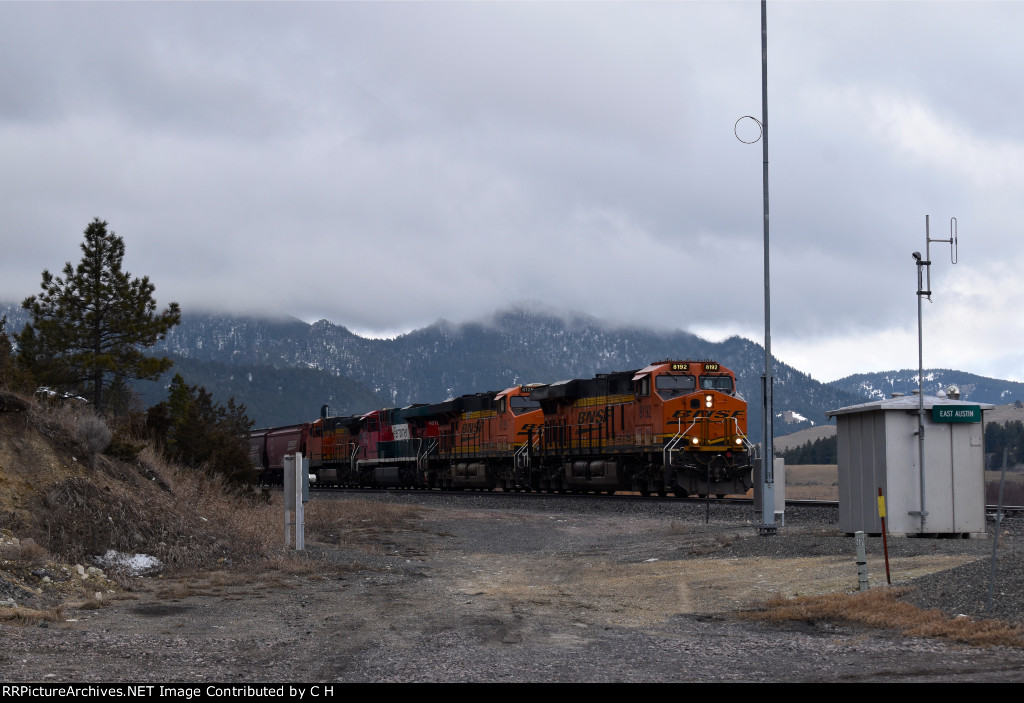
top-left (3, 492), bottom-right (1023, 682)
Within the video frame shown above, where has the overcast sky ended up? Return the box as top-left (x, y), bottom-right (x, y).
top-left (2, 1), bottom-right (1021, 383)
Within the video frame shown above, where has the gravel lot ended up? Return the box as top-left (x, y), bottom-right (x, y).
top-left (3, 491), bottom-right (1024, 683)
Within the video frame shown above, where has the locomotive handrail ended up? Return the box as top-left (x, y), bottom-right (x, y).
top-left (665, 417), bottom-right (684, 448)
top-left (729, 416), bottom-right (754, 453)
top-left (419, 437), bottom-right (438, 467)
top-left (663, 418), bottom-right (687, 467)
top-left (437, 430), bottom-right (490, 460)
top-left (513, 440), bottom-right (531, 470)
top-left (680, 418), bottom-right (699, 444)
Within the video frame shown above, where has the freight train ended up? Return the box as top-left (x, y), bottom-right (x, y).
top-left (248, 360), bottom-right (754, 498)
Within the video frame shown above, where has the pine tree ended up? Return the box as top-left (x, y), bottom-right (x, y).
top-left (19, 218), bottom-right (181, 411)
top-left (147, 373), bottom-right (255, 483)
top-left (0, 315), bottom-right (12, 388)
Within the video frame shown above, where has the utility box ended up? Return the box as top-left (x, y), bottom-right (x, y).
top-left (826, 394), bottom-right (991, 537)
top-left (753, 457), bottom-right (786, 526)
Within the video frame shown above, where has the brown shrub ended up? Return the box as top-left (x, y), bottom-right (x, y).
top-left (17, 537), bottom-right (50, 564)
top-left (75, 414), bottom-right (112, 461)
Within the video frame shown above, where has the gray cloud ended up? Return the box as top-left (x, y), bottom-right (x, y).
top-left (1, 2), bottom-right (1020, 382)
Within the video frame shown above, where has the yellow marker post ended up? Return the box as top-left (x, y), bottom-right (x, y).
top-left (878, 487), bottom-right (891, 585)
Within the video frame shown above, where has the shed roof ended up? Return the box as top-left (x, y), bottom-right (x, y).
top-left (827, 394), bottom-right (994, 419)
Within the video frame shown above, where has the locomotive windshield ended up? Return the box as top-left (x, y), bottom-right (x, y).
top-left (510, 395), bottom-right (541, 415)
top-left (655, 374), bottom-right (696, 400)
top-left (699, 375), bottom-right (734, 392)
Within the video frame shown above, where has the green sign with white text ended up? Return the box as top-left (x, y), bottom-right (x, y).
top-left (931, 405), bottom-right (982, 423)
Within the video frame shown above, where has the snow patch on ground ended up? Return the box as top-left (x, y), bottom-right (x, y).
top-left (95, 550), bottom-right (163, 576)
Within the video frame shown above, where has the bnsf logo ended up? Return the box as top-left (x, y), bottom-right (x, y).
top-left (671, 409), bottom-right (746, 420)
top-left (576, 410), bottom-right (607, 424)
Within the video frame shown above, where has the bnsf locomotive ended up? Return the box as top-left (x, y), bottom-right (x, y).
top-left (249, 360), bottom-right (753, 498)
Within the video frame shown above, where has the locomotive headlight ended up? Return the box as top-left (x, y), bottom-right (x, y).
top-left (691, 437), bottom-right (700, 445)
top-left (735, 438), bottom-right (743, 446)
top-left (704, 394), bottom-right (713, 408)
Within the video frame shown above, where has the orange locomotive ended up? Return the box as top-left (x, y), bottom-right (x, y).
top-left (528, 360), bottom-right (752, 497)
top-left (427, 383), bottom-right (544, 490)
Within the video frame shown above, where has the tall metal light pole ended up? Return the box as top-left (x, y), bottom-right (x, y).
top-left (734, 1), bottom-right (775, 534)
top-left (758, 0), bottom-right (776, 535)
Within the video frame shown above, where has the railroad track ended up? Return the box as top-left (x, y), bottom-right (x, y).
top-left (304, 483), bottom-right (1024, 518)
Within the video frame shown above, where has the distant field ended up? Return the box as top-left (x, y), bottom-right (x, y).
top-left (726, 464), bottom-right (838, 501)
top-left (773, 465), bottom-right (1024, 504)
top-left (782, 464), bottom-right (838, 501)
top-left (985, 470), bottom-right (1024, 505)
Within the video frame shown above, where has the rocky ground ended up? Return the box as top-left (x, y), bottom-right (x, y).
top-left (3, 491), bottom-right (1024, 683)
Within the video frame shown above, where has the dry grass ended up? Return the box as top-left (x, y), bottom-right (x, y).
top-left (303, 499), bottom-right (424, 546)
top-left (77, 594), bottom-right (109, 610)
top-left (745, 587), bottom-right (1024, 648)
top-left (26, 397), bottom-right (96, 456)
top-left (1, 398), bottom-right (417, 617)
top-left (0, 537), bottom-right (50, 565)
top-left (6, 393), bottom-right (285, 576)
top-left (154, 581), bottom-right (195, 601)
top-left (0, 605), bottom-right (65, 624)
top-left (34, 446), bottom-right (282, 575)
top-left (17, 537), bottom-right (50, 564)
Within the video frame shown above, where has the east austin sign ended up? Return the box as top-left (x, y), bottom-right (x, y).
top-left (931, 405), bottom-right (982, 423)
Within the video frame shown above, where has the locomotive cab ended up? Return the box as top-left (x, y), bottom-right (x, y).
top-left (493, 384), bottom-right (544, 452)
top-left (632, 361), bottom-right (752, 496)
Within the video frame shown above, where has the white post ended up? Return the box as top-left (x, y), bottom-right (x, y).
top-left (283, 454), bottom-right (295, 547)
top-left (773, 457), bottom-right (786, 526)
top-left (295, 452), bottom-right (305, 551)
top-left (855, 531), bottom-right (869, 591)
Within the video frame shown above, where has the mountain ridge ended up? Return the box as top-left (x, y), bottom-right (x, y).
top-left (4, 302), bottom-right (1022, 437)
